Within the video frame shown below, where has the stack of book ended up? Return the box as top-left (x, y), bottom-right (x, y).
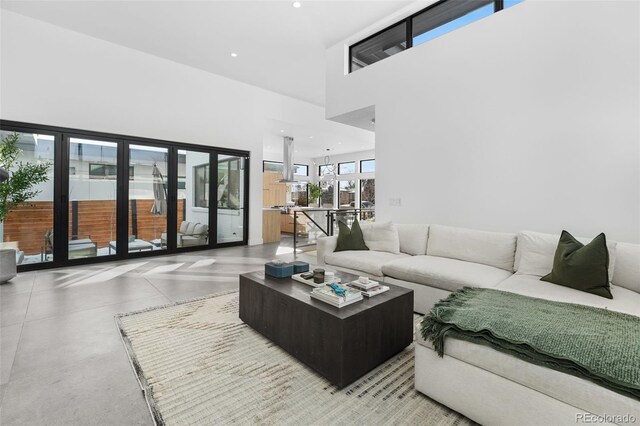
top-left (348, 280), bottom-right (390, 298)
top-left (310, 284), bottom-right (363, 308)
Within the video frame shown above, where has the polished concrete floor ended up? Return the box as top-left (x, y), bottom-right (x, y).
top-left (0, 243), bottom-right (312, 425)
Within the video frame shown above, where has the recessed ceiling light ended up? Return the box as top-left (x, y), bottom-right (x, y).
top-left (292, 1), bottom-right (301, 8)
top-left (309, 136), bottom-right (313, 139)
top-left (280, 129), bottom-right (285, 133)
top-left (231, 52), bottom-right (238, 57)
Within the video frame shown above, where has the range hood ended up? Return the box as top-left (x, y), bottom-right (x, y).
top-left (278, 136), bottom-right (298, 183)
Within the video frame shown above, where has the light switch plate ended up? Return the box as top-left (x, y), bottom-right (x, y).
top-left (389, 198), bottom-right (401, 206)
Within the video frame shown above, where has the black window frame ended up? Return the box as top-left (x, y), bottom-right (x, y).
top-left (262, 160), bottom-right (309, 176)
top-left (88, 163), bottom-right (134, 180)
top-left (360, 159), bottom-right (375, 173)
top-left (193, 163), bottom-right (209, 208)
top-left (318, 164), bottom-right (333, 176)
top-left (349, 0), bottom-right (510, 73)
top-left (88, 162), bottom-right (118, 179)
top-left (349, 20), bottom-right (408, 73)
top-left (359, 178), bottom-right (375, 208)
top-left (338, 161), bottom-right (356, 175)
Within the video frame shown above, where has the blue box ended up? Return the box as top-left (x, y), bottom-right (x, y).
top-left (265, 262), bottom-right (294, 278)
top-left (290, 261), bottom-right (310, 273)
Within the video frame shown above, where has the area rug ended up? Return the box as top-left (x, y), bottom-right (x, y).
top-left (115, 291), bottom-right (472, 426)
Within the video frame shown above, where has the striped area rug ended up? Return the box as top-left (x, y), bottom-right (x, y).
top-left (116, 291), bottom-right (471, 426)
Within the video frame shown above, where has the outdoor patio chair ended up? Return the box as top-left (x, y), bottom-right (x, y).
top-left (41, 229), bottom-right (98, 260)
top-left (160, 221), bottom-right (209, 248)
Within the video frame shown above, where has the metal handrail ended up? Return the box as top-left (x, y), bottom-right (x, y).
top-left (291, 208), bottom-right (375, 255)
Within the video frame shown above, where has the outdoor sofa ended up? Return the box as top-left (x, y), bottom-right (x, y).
top-left (161, 220), bottom-right (209, 248)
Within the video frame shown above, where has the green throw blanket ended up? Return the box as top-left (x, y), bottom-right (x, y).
top-left (421, 287), bottom-right (640, 400)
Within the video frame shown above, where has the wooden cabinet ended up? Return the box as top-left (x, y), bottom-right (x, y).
top-left (262, 172), bottom-right (287, 207)
top-left (280, 212), bottom-right (309, 236)
top-left (262, 210), bottom-right (281, 243)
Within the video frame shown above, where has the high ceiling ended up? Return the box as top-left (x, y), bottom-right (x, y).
top-left (263, 117), bottom-right (375, 160)
top-left (1, 0), bottom-right (410, 107)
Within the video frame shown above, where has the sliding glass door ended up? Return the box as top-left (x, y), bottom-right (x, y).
top-left (216, 153), bottom-right (247, 244)
top-left (127, 144), bottom-right (168, 254)
top-left (176, 149), bottom-right (210, 248)
top-left (0, 130), bottom-right (56, 265)
top-left (68, 137), bottom-right (118, 259)
top-left (1, 120), bottom-right (250, 271)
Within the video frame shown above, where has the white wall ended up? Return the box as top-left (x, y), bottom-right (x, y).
top-left (326, 0), bottom-right (640, 243)
top-left (0, 10), bottom-right (365, 246)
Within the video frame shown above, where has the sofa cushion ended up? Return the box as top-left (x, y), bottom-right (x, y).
top-left (612, 243), bottom-right (640, 294)
top-left (396, 224), bottom-right (429, 256)
top-left (515, 230), bottom-right (617, 281)
top-left (426, 225), bottom-right (516, 271)
top-left (325, 250), bottom-right (408, 277)
top-left (185, 222), bottom-right (198, 234)
top-left (382, 255), bottom-right (512, 293)
top-left (192, 223), bottom-right (208, 236)
top-left (495, 274), bottom-right (640, 317)
top-left (179, 221), bottom-right (190, 234)
top-left (359, 221), bottom-right (400, 254)
top-left (416, 335), bottom-right (640, 421)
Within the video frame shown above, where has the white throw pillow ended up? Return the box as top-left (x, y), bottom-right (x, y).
top-left (426, 224), bottom-right (517, 272)
top-left (395, 224), bottom-right (429, 256)
top-left (515, 230), bottom-right (617, 281)
top-left (359, 221), bottom-right (400, 254)
top-left (611, 242), bottom-right (640, 294)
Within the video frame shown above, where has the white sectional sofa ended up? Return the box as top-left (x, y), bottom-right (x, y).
top-left (318, 223), bottom-right (520, 314)
top-left (317, 223), bottom-right (640, 425)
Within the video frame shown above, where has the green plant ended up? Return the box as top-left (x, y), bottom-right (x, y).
top-left (308, 183), bottom-right (322, 205)
top-left (0, 132), bottom-right (51, 223)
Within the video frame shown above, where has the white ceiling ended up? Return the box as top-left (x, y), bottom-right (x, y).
top-left (263, 117), bottom-right (374, 160)
top-left (1, 0), bottom-right (410, 107)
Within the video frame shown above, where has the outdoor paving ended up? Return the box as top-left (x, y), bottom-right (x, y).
top-left (0, 242), bottom-right (313, 425)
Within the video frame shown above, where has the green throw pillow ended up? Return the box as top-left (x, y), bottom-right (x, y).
top-left (541, 230), bottom-right (612, 299)
top-left (335, 220), bottom-right (369, 252)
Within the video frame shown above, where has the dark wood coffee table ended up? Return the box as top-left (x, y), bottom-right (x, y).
top-left (239, 270), bottom-right (414, 389)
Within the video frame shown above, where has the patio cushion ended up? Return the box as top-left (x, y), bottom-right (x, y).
top-left (192, 223), bottom-right (208, 235)
top-left (382, 255), bottom-right (512, 293)
top-left (185, 222), bottom-right (198, 234)
top-left (179, 221), bottom-right (190, 234)
top-left (16, 250), bottom-right (24, 265)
